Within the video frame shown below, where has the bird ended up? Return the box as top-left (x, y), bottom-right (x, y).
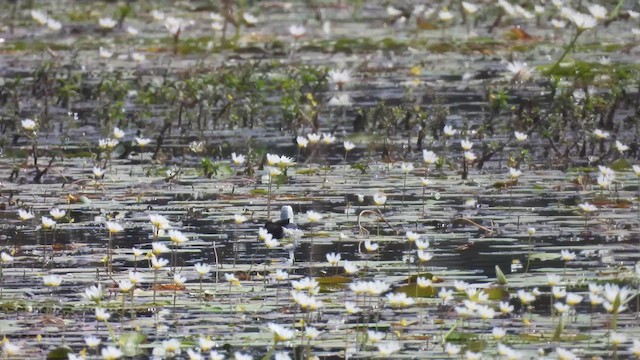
top-left (264, 205), bottom-right (294, 239)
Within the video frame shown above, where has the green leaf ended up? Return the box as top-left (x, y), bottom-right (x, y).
top-left (495, 265), bottom-right (508, 285)
top-left (46, 347), bottom-right (71, 360)
top-left (119, 332), bottom-right (147, 357)
top-left (395, 284), bottom-right (436, 298)
top-left (485, 287), bottom-right (509, 301)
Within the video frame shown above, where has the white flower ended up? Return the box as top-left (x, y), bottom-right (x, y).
top-left (330, 86), bottom-right (356, 103)
top-left (93, 166), bottom-right (105, 178)
top-left (438, 9), bottom-right (453, 21)
top-left (507, 61), bottom-right (531, 81)
top-left (101, 346), bottom-right (123, 360)
top-left (128, 271), bottom-right (143, 284)
top-left (149, 214), bottom-right (170, 230)
top-left (343, 141), bottom-right (355, 151)
top-left (326, 252), bottom-right (341, 265)
top-left (415, 238), bottom-right (429, 250)
top-left (305, 326), bottom-right (321, 340)
top-left (578, 202), bottom-right (597, 213)
top-left (343, 260), bottom-right (359, 275)
top-left (151, 256), bottom-right (169, 269)
top-left (593, 129), bottom-right (609, 139)
top-left (173, 273), bottom-right (187, 286)
top-left (306, 210), bottom-right (323, 223)
top-left (464, 351), bottom-right (482, 360)
top-left (264, 235), bottom-right (280, 249)
top-left (151, 242), bottom-right (170, 255)
top-left (464, 151), bottom-right (477, 162)
top-left (274, 352), bottom-right (291, 360)
top-left (555, 347), bottom-right (577, 360)
top-left (297, 136), bottom-right (310, 148)
top-left (417, 250), bottom-right (433, 262)
top-left (233, 214), bottom-right (247, 224)
top-left (445, 343), bottom-right (461, 356)
top-left (224, 273), bottom-right (241, 286)
top-left (266, 166), bottom-right (282, 177)
top-left (476, 304), bottom-right (495, 319)
top-left (566, 293), bottom-right (583, 306)
top-left (588, 4), bottom-right (607, 20)
top-left (131, 52), bottom-right (146, 63)
top-left (95, 307), bottom-right (111, 321)
top-left (377, 342), bottom-right (401, 356)
top-left (517, 289), bottom-right (536, 305)
top-left (2, 341), bottom-right (21, 357)
top-left (162, 338), bottom-right (182, 355)
top-left (168, 230), bottom-right (188, 245)
top-left (610, 331), bottom-right (627, 345)
top-left (560, 250), bottom-right (576, 261)
top-left (198, 337), bottom-right (215, 351)
top-left (210, 350), bottom-right (225, 360)
top-left (289, 24), bottom-right (305, 38)
top-left (321, 133), bottom-right (336, 145)
top-left (49, 208), bottom-right (66, 220)
top-left (461, 139), bottom-right (473, 150)
top-left (21, 119), bottom-right (37, 131)
top-left (492, 327), bottom-right (506, 340)
top-left (554, 302), bottom-right (569, 314)
top-left (569, 12), bottom-right (597, 30)
top-left (118, 279), bottom-right (134, 292)
top-left (307, 133), bottom-right (320, 144)
top-left (46, 19), bottom-right (62, 31)
top-left (106, 221), bottom-right (123, 234)
top-left (499, 301), bottom-right (514, 314)
top-left (126, 26), bottom-right (139, 36)
top-left (43, 274), bottom-right (62, 287)
top-left (417, 277), bottom-right (432, 288)
top-left (443, 125), bottom-right (457, 136)
top-left (615, 140), bottom-right (629, 152)
top-left (135, 137), bottom-right (152, 146)
top-left (373, 193), bottom-right (387, 206)
top-left (164, 17), bottom-right (182, 36)
top-left (268, 323), bottom-right (295, 342)
top-left (439, 288), bottom-right (454, 303)
top-left (328, 69), bottom-right (351, 88)
top-left (82, 284), bottom-right (103, 302)
top-left (18, 209), bottom-right (35, 221)
top-left (547, 274), bottom-right (561, 286)
top-left (422, 150), bottom-right (438, 165)
top-left (400, 162), bottom-right (414, 173)
top-left (508, 167), bottom-right (522, 179)
top-left (385, 292), bottom-right (415, 307)
top-left (364, 240), bottom-right (379, 252)
top-left (461, 2), bottom-right (479, 14)
top-left (629, 339), bottom-right (640, 357)
top-left (151, 10), bottom-right (165, 21)
top-left (99, 18), bottom-right (117, 29)
top-left (242, 13), bottom-right (258, 25)
top-left (273, 269), bottom-right (289, 281)
top-left (1, 252), bottom-right (13, 263)
top-left (31, 10), bottom-right (49, 25)
top-left (514, 131), bottom-right (528, 141)
top-left (231, 153), bottom-right (246, 166)
top-left (113, 127), bottom-right (125, 139)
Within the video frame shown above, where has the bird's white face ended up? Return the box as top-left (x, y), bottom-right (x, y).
top-left (281, 205), bottom-right (294, 222)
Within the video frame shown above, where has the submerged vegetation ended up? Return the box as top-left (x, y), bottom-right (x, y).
top-left (1, 0), bottom-right (640, 359)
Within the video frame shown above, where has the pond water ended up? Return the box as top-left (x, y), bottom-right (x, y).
top-left (0, 1), bottom-right (640, 359)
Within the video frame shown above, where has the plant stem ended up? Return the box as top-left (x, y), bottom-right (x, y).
top-left (267, 173), bottom-right (272, 220)
top-left (548, 30), bottom-right (583, 75)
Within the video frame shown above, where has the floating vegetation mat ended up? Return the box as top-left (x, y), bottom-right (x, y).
top-left (1, 0), bottom-right (640, 359)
